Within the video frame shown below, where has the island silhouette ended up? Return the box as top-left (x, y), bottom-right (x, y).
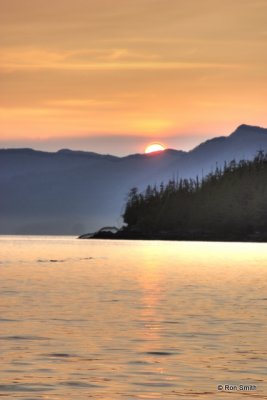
top-left (87, 151), bottom-right (267, 242)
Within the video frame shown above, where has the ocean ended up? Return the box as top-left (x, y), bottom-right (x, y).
top-left (0, 236), bottom-right (266, 399)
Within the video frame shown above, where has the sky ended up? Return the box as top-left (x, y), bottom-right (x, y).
top-left (1, 0), bottom-right (267, 155)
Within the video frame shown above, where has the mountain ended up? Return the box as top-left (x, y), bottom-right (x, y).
top-left (0, 124), bottom-right (267, 235)
top-left (181, 124), bottom-right (267, 179)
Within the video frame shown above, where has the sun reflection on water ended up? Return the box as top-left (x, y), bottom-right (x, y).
top-left (0, 237), bottom-right (267, 398)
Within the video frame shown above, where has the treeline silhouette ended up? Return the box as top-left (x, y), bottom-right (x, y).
top-left (122, 152), bottom-right (267, 239)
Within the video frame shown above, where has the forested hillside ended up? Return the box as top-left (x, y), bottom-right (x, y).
top-left (123, 152), bottom-right (267, 239)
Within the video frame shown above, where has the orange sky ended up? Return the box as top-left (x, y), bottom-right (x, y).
top-left (1, 0), bottom-right (267, 154)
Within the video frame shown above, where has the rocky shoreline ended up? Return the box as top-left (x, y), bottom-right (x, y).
top-left (79, 228), bottom-right (267, 242)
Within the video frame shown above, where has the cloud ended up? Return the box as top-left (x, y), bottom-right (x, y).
top-left (46, 98), bottom-right (122, 109)
top-left (0, 107), bottom-right (59, 117)
top-left (0, 47), bottom-right (241, 72)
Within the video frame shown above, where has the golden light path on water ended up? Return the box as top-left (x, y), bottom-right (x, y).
top-left (0, 237), bottom-right (267, 399)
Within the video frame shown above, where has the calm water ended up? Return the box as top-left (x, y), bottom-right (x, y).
top-left (0, 236), bottom-right (267, 399)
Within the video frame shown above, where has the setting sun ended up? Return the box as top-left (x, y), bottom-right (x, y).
top-left (145, 143), bottom-right (166, 154)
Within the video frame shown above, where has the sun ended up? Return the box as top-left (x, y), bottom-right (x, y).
top-left (145, 143), bottom-right (166, 154)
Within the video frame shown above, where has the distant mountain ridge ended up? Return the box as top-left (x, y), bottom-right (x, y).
top-left (1, 124), bottom-right (267, 235)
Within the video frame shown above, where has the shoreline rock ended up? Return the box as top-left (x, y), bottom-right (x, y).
top-left (79, 228), bottom-right (267, 242)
